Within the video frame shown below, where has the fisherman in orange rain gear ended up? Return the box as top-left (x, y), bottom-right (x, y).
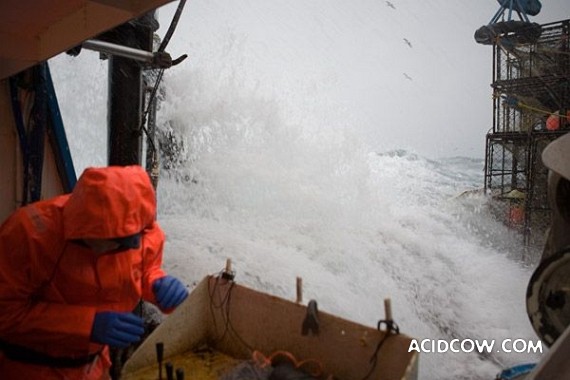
top-left (0, 165), bottom-right (189, 379)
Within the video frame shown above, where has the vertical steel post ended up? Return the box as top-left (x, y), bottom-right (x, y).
top-left (107, 13), bottom-right (157, 166)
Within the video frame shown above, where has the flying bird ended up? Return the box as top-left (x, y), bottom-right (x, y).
top-left (385, 1), bottom-right (396, 9)
top-left (403, 73), bottom-right (413, 81)
top-left (403, 38), bottom-right (413, 48)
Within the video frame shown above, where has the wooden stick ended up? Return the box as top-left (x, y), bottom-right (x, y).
top-left (384, 298), bottom-right (392, 321)
top-left (296, 277), bottom-right (303, 304)
top-left (225, 258), bottom-right (232, 273)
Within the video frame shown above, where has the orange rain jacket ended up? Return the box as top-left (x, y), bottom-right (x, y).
top-left (0, 166), bottom-right (167, 379)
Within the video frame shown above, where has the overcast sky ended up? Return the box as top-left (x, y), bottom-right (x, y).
top-left (156, 0), bottom-right (569, 159)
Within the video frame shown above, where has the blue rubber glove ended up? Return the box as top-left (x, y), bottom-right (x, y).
top-left (90, 311), bottom-right (145, 348)
top-left (152, 275), bottom-right (188, 310)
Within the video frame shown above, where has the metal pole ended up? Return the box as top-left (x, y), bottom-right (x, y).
top-left (83, 40), bottom-right (154, 63)
top-left (107, 13), bottom-right (156, 166)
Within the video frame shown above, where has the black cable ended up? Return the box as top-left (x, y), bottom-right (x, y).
top-left (360, 320), bottom-right (400, 380)
top-left (206, 274), bottom-right (255, 354)
top-left (207, 274), bottom-right (234, 344)
top-left (158, 0), bottom-right (187, 53)
top-left (140, 68), bottom-right (164, 154)
top-left (140, 0), bottom-right (188, 168)
top-left (223, 281), bottom-right (255, 353)
top-left (208, 272), bottom-right (234, 308)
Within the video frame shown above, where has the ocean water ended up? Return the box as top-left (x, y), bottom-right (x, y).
top-left (154, 103), bottom-right (541, 379)
top-left (47, 1), bottom-right (563, 378)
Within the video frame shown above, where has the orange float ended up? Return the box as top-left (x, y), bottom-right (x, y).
top-left (546, 110), bottom-right (570, 131)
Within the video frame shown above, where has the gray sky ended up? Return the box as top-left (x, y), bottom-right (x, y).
top-left (158, 0), bottom-right (569, 159)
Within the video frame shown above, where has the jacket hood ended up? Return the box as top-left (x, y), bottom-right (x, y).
top-left (63, 166), bottom-right (156, 240)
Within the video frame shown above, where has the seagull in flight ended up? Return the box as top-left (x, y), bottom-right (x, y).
top-left (386, 1), bottom-right (396, 9)
top-left (403, 73), bottom-right (413, 81)
top-left (403, 38), bottom-right (413, 48)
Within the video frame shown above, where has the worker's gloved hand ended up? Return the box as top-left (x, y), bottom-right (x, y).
top-left (90, 311), bottom-right (145, 348)
top-left (152, 275), bottom-right (188, 310)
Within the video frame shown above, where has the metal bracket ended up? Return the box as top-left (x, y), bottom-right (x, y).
top-left (301, 300), bottom-right (320, 336)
